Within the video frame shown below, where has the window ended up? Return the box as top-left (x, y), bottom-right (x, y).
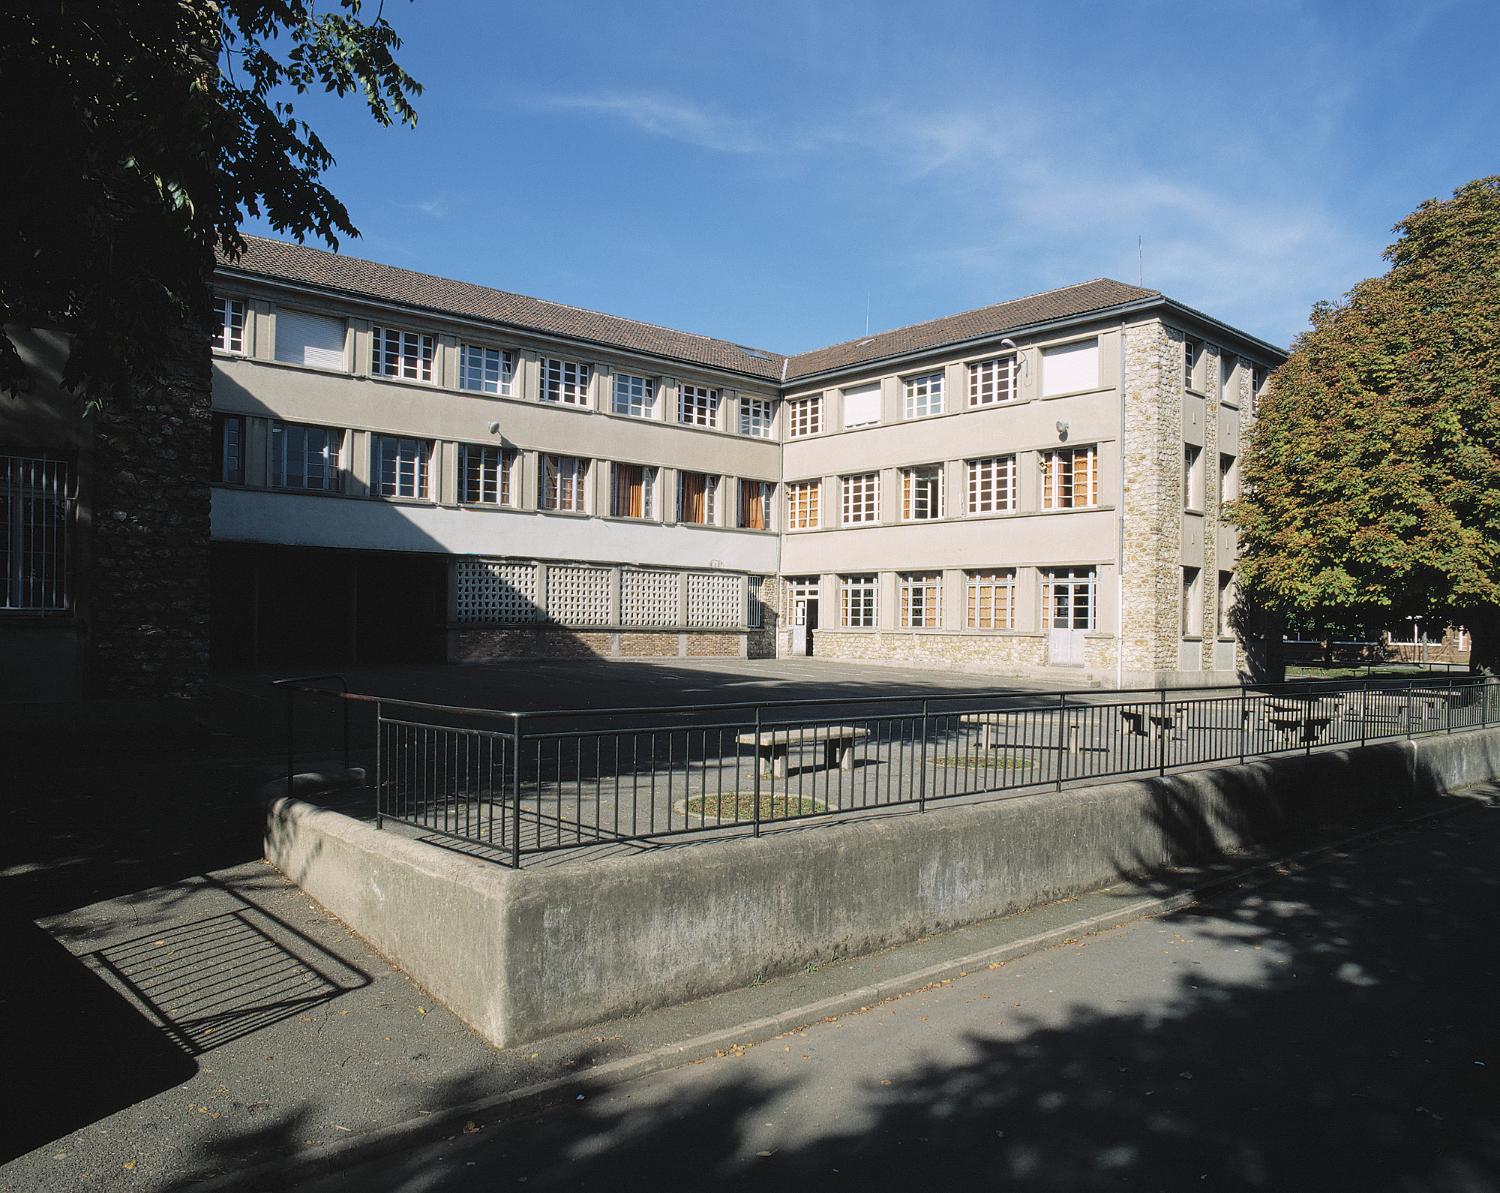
top-left (1043, 567), bottom-right (1096, 630)
top-left (1182, 566), bottom-right (1202, 637)
top-left (969, 355), bottom-right (1016, 406)
top-left (213, 414), bottom-right (244, 484)
top-left (841, 383), bottom-right (881, 428)
top-left (372, 435), bottom-right (429, 499)
top-left (459, 444), bottom-right (515, 506)
top-left (899, 572), bottom-right (942, 628)
top-left (966, 570), bottom-right (1015, 630)
top-left (841, 472), bottom-right (879, 525)
top-left (540, 357), bottom-right (592, 405)
top-left (1184, 445), bottom-right (1203, 509)
top-left (679, 383), bottom-right (720, 427)
top-left (1219, 353), bottom-right (1236, 402)
top-left (1041, 338), bottom-right (1099, 396)
top-left (840, 574), bottom-right (877, 628)
top-left (273, 422), bottom-right (343, 492)
top-left (540, 454), bottom-right (588, 512)
top-left (1250, 365), bottom-right (1268, 415)
top-left (1184, 336), bottom-right (1203, 391)
top-left (610, 373), bottom-right (655, 418)
top-left (747, 576), bottom-right (765, 628)
top-left (1219, 453), bottom-right (1237, 505)
top-left (459, 345), bottom-right (514, 395)
top-left (1, 454), bottom-right (73, 612)
top-left (786, 480), bottom-right (821, 529)
top-left (611, 463), bottom-right (655, 519)
top-left (901, 465), bottom-right (944, 520)
top-left (275, 309), bottom-right (346, 370)
top-left (1040, 447), bottom-right (1099, 509)
top-left (212, 296), bottom-right (246, 353)
top-left (739, 395), bottom-right (774, 438)
top-left (677, 471), bottom-right (717, 524)
top-left (788, 395), bottom-right (822, 437)
top-left (371, 326), bottom-right (435, 383)
top-left (903, 371), bottom-right (944, 418)
top-left (738, 479), bottom-right (772, 530)
top-left (967, 456), bottom-right (1016, 514)
top-left (1217, 571), bottom-right (1234, 637)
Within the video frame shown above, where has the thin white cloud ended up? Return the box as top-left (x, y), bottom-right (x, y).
top-left (390, 195), bottom-right (450, 219)
top-left (533, 91), bottom-right (766, 154)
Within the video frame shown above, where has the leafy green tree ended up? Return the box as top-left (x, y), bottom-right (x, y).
top-left (0, 0), bottom-right (421, 405)
top-left (1233, 177), bottom-right (1500, 672)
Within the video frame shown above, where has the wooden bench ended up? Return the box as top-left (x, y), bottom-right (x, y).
top-left (735, 725), bottom-right (871, 779)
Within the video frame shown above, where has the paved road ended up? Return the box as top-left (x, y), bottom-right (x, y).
top-left (256, 803), bottom-right (1498, 1193)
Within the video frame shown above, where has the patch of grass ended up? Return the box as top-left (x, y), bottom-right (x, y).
top-left (683, 792), bottom-right (829, 822)
top-left (938, 752), bottom-right (1036, 770)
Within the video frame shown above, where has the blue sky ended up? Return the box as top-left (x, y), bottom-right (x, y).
top-left (244, 0), bottom-right (1500, 354)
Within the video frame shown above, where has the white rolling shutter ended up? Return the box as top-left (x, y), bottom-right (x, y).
top-left (275, 310), bottom-right (347, 370)
top-left (1040, 338), bottom-right (1099, 396)
top-left (841, 383), bottom-right (881, 427)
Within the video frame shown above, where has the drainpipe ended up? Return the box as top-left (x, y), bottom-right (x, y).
top-left (1116, 320), bottom-right (1127, 689)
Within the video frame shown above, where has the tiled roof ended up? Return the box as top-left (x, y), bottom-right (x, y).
top-left (218, 237), bottom-right (1166, 387)
top-left (782, 279), bottom-right (1160, 381)
top-left (217, 236), bottom-right (789, 382)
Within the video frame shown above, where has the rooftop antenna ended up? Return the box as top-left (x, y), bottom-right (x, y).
top-left (1137, 235), bottom-right (1143, 286)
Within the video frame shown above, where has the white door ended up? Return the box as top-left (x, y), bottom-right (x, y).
top-left (1045, 568), bottom-right (1095, 666)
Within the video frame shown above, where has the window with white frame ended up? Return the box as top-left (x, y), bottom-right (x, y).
top-left (275, 309), bottom-right (346, 370)
top-left (459, 344), bottom-right (514, 395)
top-left (738, 479), bottom-right (773, 530)
top-left (272, 422), bottom-right (343, 492)
top-left (1044, 567), bottom-right (1096, 630)
top-left (900, 464), bottom-right (944, 520)
top-left (969, 355), bottom-right (1016, 406)
top-left (213, 414), bottom-right (244, 484)
top-left (1219, 353), bottom-right (1236, 402)
top-left (903, 371), bottom-right (944, 418)
top-left (1184, 444), bottom-right (1203, 509)
top-left (678, 471), bottom-right (717, 524)
top-left (899, 572), bottom-right (942, 628)
top-left (372, 435), bottom-right (430, 499)
top-left (1184, 336), bottom-right (1204, 391)
top-left (1182, 566), bottom-right (1203, 637)
top-left (540, 357), bottom-right (592, 405)
top-left (841, 383), bottom-right (881, 428)
top-left (739, 395), bottom-right (774, 438)
top-left (840, 574), bottom-right (878, 628)
top-left (371, 326), bottom-right (435, 383)
top-left (785, 480), bottom-right (821, 529)
top-left (966, 570), bottom-right (1016, 629)
top-left (459, 444), bottom-right (516, 506)
top-left (678, 383), bottom-right (720, 427)
top-left (1040, 446), bottom-right (1099, 509)
top-left (1250, 365), bottom-right (1268, 415)
top-left (611, 372), bottom-right (655, 418)
top-left (2, 454), bottom-right (73, 612)
top-left (1217, 571), bottom-right (1234, 637)
top-left (1219, 453), bottom-right (1237, 505)
top-left (540, 454), bottom-right (588, 512)
top-left (787, 395), bottom-right (823, 437)
top-left (212, 296), bottom-right (246, 353)
top-left (1040, 337), bottom-right (1099, 396)
top-left (612, 463), bottom-right (655, 519)
top-left (967, 455), bottom-right (1016, 514)
top-left (841, 472), bottom-right (879, 525)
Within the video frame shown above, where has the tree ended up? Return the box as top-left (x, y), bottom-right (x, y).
top-left (1232, 177), bottom-right (1500, 672)
top-left (0, 0), bottom-right (421, 406)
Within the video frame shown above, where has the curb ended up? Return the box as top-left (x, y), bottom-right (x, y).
top-left (197, 790), bottom-right (1491, 1191)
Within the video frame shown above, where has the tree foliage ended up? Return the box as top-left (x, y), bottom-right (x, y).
top-left (0, 0), bottom-right (420, 406)
top-left (1232, 177), bottom-right (1500, 670)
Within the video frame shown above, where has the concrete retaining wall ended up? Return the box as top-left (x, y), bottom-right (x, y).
top-left (264, 727), bottom-right (1500, 1049)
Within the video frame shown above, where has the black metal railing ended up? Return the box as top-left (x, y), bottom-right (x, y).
top-left (276, 672), bottom-right (1500, 866)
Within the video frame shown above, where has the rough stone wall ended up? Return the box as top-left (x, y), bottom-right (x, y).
top-left (1120, 320), bottom-right (1184, 675)
top-left (89, 315), bottom-right (213, 699)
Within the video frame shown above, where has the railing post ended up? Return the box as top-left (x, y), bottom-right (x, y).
top-left (1447, 676), bottom-right (1455, 734)
top-left (285, 684), bottom-right (295, 799)
top-left (1056, 692), bottom-right (1067, 791)
top-left (374, 701), bottom-right (384, 831)
top-left (752, 706), bottom-right (762, 838)
top-left (918, 699), bottom-right (929, 813)
top-left (1239, 683), bottom-right (1247, 766)
top-left (342, 692), bottom-right (351, 772)
top-left (1405, 685), bottom-right (1414, 738)
top-left (1157, 687), bottom-right (1167, 777)
top-left (511, 713), bottom-right (523, 868)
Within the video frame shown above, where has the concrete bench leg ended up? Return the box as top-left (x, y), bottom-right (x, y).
top-left (831, 741), bottom-right (856, 772)
top-left (760, 747), bottom-right (788, 780)
top-left (981, 723), bottom-right (997, 750)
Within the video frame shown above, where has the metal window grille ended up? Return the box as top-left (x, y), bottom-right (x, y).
top-left (747, 575), bottom-right (765, 628)
top-left (459, 444), bottom-right (514, 506)
top-left (541, 358), bottom-right (592, 405)
top-left (547, 565), bottom-right (611, 626)
top-left (273, 423), bottom-right (343, 492)
top-left (212, 296), bottom-right (246, 353)
top-left (968, 355), bottom-right (1015, 405)
top-left (374, 436), bottom-right (431, 499)
top-left (678, 384), bottom-right (720, 427)
top-left (901, 465), bottom-right (944, 520)
top-left (1, 455), bottom-right (73, 612)
top-left (1040, 447), bottom-right (1098, 509)
top-left (613, 373), bottom-right (655, 417)
top-left (540, 455), bottom-right (588, 512)
top-left (899, 572), bottom-right (942, 628)
top-left (459, 345), bottom-right (514, 395)
top-left (841, 472), bottom-right (879, 524)
top-left (621, 569), bottom-right (678, 627)
top-left (739, 396), bottom-right (773, 438)
top-left (966, 570), bottom-right (1016, 629)
top-left (902, 371), bottom-right (944, 418)
top-left (840, 574), bottom-right (878, 628)
top-left (967, 456), bottom-right (1016, 513)
top-left (371, 327), bottom-right (435, 382)
top-left (454, 559), bottom-right (538, 623)
top-left (788, 396), bottom-right (822, 437)
top-left (786, 480), bottom-right (820, 529)
top-left (687, 572), bottom-right (741, 627)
